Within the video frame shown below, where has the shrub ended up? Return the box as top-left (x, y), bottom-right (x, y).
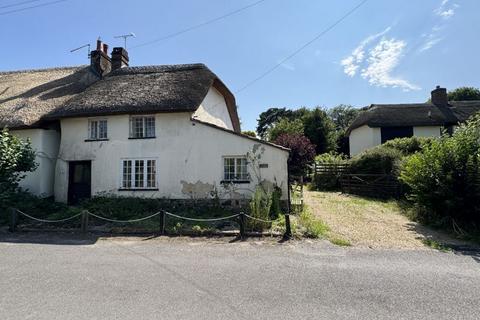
top-left (248, 186), bottom-right (273, 231)
top-left (0, 128), bottom-right (37, 207)
top-left (400, 114), bottom-right (480, 231)
top-left (273, 133), bottom-right (316, 177)
top-left (382, 137), bottom-right (433, 155)
top-left (349, 147), bottom-right (404, 175)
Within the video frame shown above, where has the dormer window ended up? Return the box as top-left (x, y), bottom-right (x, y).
top-left (129, 115), bottom-right (156, 139)
top-left (88, 119), bottom-right (108, 140)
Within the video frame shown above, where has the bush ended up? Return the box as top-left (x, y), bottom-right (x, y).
top-left (400, 114), bottom-right (480, 231)
top-left (382, 137), bottom-right (433, 155)
top-left (349, 147), bottom-right (404, 175)
top-left (273, 133), bottom-right (316, 177)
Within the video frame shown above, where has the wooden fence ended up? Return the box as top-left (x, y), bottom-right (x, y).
top-left (339, 174), bottom-right (403, 199)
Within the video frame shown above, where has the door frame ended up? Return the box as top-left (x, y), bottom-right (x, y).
top-left (67, 160), bottom-right (92, 205)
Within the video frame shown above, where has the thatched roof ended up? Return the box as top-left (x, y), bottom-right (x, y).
top-left (347, 101), bottom-right (480, 134)
top-left (0, 66), bottom-right (97, 128)
top-left (1, 63), bottom-right (240, 131)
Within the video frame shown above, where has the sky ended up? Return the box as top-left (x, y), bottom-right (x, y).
top-left (0, 0), bottom-right (479, 131)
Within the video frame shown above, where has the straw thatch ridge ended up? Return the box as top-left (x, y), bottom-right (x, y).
top-left (347, 102), bottom-right (480, 134)
top-left (1, 63), bottom-right (241, 131)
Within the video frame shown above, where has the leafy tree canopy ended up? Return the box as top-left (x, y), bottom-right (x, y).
top-left (266, 118), bottom-right (304, 141)
top-left (303, 107), bottom-right (336, 155)
top-left (447, 87), bottom-right (480, 101)
top-left (327, 105), bottom-right (359, 132)
top-left (242, 130), bottom-right (257, 137)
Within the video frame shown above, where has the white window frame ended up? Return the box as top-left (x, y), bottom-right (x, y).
top-left (120, 158), bottom-right (158, 190)
top-left (222, 156), bottom-right (249, 182)
top-left (88, 118), bottom-right (108, 140)
top-left (129, 115), bottom-right (156, 138)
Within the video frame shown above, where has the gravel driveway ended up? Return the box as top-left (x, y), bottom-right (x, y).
top-left (305, 191), bottom-right (474, 249)
top-left (1, 232), bottom-right (479, 320)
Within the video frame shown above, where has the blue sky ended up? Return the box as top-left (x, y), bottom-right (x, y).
top-left (1, 0), bottom-right (479, 131)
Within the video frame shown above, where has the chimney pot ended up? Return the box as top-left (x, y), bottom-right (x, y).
top-left (431, 86), bottom-right (448, 106)
top-left (91, 40), bottom-right (111, 77)
top-left (111, 47), bottom-right (129, 71)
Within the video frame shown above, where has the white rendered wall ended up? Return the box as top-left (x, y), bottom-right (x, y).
top-left (54, 113), bottom-right (288, 203)
top-left (349, 125), bottom-right (381, 156)
top-left (12, 129), bottom-right (60, 197)
top-left (192, 87), bottom-right (233, 130)
top-left (413, 126), bottom-right (442, 138)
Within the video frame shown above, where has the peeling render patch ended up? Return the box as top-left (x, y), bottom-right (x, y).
top-left (181, 180), bottom-right (215, 199)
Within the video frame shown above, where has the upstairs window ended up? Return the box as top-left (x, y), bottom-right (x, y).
top-left (88, 119), bottom-right (108, 140)
top-left (223, 157), bottom-right (249, 182)
top-left (121, 159), bottom-right (157, 189)
top-left (130, 115), bottom-right (155, 138)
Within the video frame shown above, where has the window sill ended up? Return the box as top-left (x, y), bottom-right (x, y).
top-left (128, 136), bottom-right (156, 140)
top-left (220, 180), bottom-right (251, 184)
top-left (85, 138), bottom-right (109, 142)
top-left (118, 188), bottom-right (159, 191)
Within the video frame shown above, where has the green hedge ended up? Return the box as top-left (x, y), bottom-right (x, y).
top-left (400, 115), bottom-right (480, 231)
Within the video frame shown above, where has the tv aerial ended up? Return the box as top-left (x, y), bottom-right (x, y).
top-left (70, 43), bottom-right (91, 59)
top-left (114, 32), bottom-right (136, 49)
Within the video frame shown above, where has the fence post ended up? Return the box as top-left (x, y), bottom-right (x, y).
top-left (8, 208), bottom-right (18, 232)
top-left (239, 212), bottom-right (246, 239)
top-left (159, 210), bottom-right (165, 235)
top-left (284, 213), bottom-right (292, 239)
top-left (81, 210), bottom-right (89, 233)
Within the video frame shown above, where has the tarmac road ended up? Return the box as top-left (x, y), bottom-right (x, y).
top-left (0, 233), bottom-right (479, 320)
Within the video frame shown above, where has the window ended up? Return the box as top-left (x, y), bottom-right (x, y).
top-left (380, 126), bottom-right (413, 144)
top-left (121, 159), bottom-right (157, 189)
top-left (223, 157), bottom-right (249, 182)
top-left (88, 119), bottom-right (108, 140)
top-left (130, 116), bottom-right (155, 138)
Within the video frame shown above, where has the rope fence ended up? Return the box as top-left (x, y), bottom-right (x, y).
top-left (7, 207), bottom-right (291, 238)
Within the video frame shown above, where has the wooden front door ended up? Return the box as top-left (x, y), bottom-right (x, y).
top-left (68, 161), bottom-right (91, 205)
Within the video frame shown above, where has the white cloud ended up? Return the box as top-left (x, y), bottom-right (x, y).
top-left (341, 26), bottom-right (391, 77)
top-left (360, 38), bottom-right (420, 91)
top-left (434, 0), bottom-right (457, 19)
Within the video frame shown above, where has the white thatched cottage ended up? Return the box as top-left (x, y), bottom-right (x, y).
top-left (0, 41), bottom-right (289, 204)
top-left (347, 86), bottom-right (480, 156)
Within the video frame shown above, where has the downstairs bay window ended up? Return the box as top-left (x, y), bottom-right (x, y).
top-left (121, 159), bottom-right (157, 190)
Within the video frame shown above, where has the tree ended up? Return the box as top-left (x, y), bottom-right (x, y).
top-left (328, 105), bottom-right (359, 132)
top-left (256, 107), bottom-right (310, 139)
top-left (273, 133), bottom-right (316, 177)
top-left (327, 105), bottom-right (359, 154)
top-left (242, 130), bottom-right (257, 137)
top-left (256, 108), bottom-right (293, 139)
top-left (303, 107), bottom-right (336, 155)
top-left (447, 87), bottom-right (480, 101)
top-left (0, 128), bottom-right (37, 193)
top-left (266, 118), bottom-right (304, 141)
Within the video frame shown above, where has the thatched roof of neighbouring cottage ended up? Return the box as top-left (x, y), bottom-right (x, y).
top-left (0, 63), bottom-right (240, 131)
top-left (0, 66), bottom-right (96, 128)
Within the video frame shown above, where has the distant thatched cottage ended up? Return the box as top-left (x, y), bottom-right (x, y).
top-left (347, 86), bottom-right (480, 156)
top-left (0, 41), bottom-right (288, 205)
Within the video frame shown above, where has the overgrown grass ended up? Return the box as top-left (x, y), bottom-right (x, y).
top-left (422, 239), bottom-right (451, 252)
top-left (296, 207), bottom-right (329, 238)
top-left (329, 237), bottom-right (351, 247)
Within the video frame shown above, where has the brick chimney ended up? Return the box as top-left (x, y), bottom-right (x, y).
top-left (431, 85), bottom-right (448, 106)
top-left (111, 47), bottom-right (129, 71)
top-left (90, 39), bottom-right (111, 77)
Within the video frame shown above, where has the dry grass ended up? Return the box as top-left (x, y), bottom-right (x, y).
top-left (304, 191), bottom-right (462, 249)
